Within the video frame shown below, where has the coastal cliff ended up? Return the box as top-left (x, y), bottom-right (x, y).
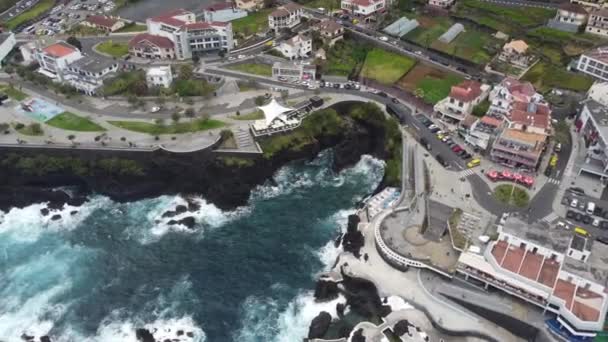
top-left (0, 101), bottom-right (401, 212)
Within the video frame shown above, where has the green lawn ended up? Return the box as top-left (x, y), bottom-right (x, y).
top-left (5, 0), bottom-right (54, 30)
top-left (46, 112), bottom-right (106, 132)
top-left (0, 84), bottom-right (28, 101)
top-left (232, 9), bottom-right (272, 36)
top-left (415, 74), bottom-right (463, 104)
top-left (304, 0), bottom-right (340, 10)
top-left (432, 29), bottom-right (500, 64)
top-left (322, 39), bottom-right (370, 77)
top-left (230, 110), bottom-right (264, 120)
top-left (494, 184), bottom-right (529, 208)
top-left (15, 123), bottom-right (44, 136)
top-left (226, 63), bottom-right (272, 77)
top-left (115, 23), bottom-right (147, 33)
top-left (108, 118), bottom-right (225, 135)
top-left (403, 16), bottom-right (453, 47)
top-left (361, 48), bottom-right (416, 84)
top-left (96, 40), bottom-right (129, 58)
top-left (522, 62), bottom-right (594, 93)
top-left (455, 0), bottom-right (554, 34)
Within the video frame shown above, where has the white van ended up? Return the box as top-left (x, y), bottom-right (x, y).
top-left (587, 202), bottom-right (596, 215)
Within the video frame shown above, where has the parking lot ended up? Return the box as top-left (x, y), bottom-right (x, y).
top-left (20, 0), bottom-right (116, 35)
top-left (1, 0), bottom-right (40, 22)
top-left (561, 189), bottom-right (608, 241)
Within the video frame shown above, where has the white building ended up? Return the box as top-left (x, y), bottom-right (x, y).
top-left (587, 81), bottom-right (608, 106)
top-left (35, 42), bottom-right (83, 80)
top-left (571, 0), bottom-right (607, 10)
top-left (340, 0), bottom-right (386, 18)
top-left (202, 2), bottom-right (247, 22)
top-left (82, 15), bottom-right (125, 32)
top-left (498, 40), bottom-right (535, 69)
top-left (0, 32), bottom-right (16, 66)
top-left (144, 8), bottom-right (234, 60)
top-left (146, 66), bottom-right (173, 88)
top-left (586, 9), bottom-right (608, 37)
top-left (434, 80), bottom-right (490, 122)
top-left (428, 0), bottom-right (454, 9)
top-left (268, 3), bottom-right (303, 33)
top-left (548, 3), bottom-right (588, 32)
top-left (488, 77), bottom-right (542, 117)
top-left (277, 34), bottom-right (312, 59)
top-left (575, 46), bottom-right (608, 81)
top-left (575, 99), bottom-right (608, 178)
top-left (19, 42), bottom-right (37, 65)
top-left (457, 218), bottom-right (608, 340)
top-left (63, 57), bottom-right (119, 95)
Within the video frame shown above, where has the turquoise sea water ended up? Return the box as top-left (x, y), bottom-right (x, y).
top-left (0, 151), bottom-right (384, 342)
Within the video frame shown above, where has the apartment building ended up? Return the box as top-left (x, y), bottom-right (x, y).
top-left (586, 9), bottom-right (608, 37)
top-left (134, 8), bottom-right (234, 60)
top-left (82, 15), bottom-right (125, 32)
top-left (35, 42), bottom-right (83, 80)
top-left (428, 0), bottom-right (454, 9)
top-left (575, 98), bottom-right (608, 178)
top-left (433, 80), bottom-right (490, 122)
top-left (457, 218), bottom-right (608, 341)
top-left (548, 3), bottom-right (588, 32)
top-left (277, 33), bottom-right (312, 59)
top-left (571, 0), bottom-right (607, 10)
top-left (63, 57), bottom-right (119, 95)
top-left (128, 33), bottom-right (176, 59)
top-left (498, 40), bottom-right (535, 69)
top-left (490, 128), bottom-right (547, 170)
top-left (508, 100), bottom-right (552, 136)
top-left (575, 46), bottom-right (608, 81)
top-left (235, 0), bottom-right (263, 11)
top-left (488, 77), bottom-right (541, 117)
top-left (312, 19), bottom-right (344, 45)
top-left (587, 81), bottom-right (608, 106)
top-left (268, 3), bottom-right (303, 33)
top-left (340, 0), bottom-right (386, 18)
top-left (201, 2), bottom-right (247, 22)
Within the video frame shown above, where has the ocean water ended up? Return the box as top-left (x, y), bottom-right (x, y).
top-left (0, 151), bottom-right (384, 342)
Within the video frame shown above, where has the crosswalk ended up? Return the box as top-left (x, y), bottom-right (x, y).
top-left (547, 178), bottom-right (561, 185)
top-left (460, 169), bottom-right (476, 177)
top-left (541, 212), bottom-right (560, 224)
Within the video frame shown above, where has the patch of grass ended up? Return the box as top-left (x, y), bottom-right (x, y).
top-left (218, 156), bottom-right (255, 167)
top-left (232, 9), bottom-right (272, 36)
top-left (46, 112), bottom-right (106, 132)
top-left (304, 0), bottom-right (340, 11)
top-left (5, 0), bottom-right (54, 30)
top-left (432, 29), bottom-right (500, 65)
top-left (415, 74), bottom-right (463, 105)
top-left (403, 16), bottom-right (453, 47)
top-left (494, 184), bottom-right (529, 208)
top-left (322, 38), bottom-right (371, 77)
top-left (115, 23), bottom-right (147, 33)
top-left (0, 0), bottom-right (19, 13)
top-left (0, 84), bottom-right (28, 101)
top-left (96, 40), bottom-right (129, 58)
top-left (522, 62), bottom-right (593, 93)
top-left (109, 118), bottom-right (225, 135)
top-left (231, 110), bottom-right (264, 120)
top-left (66, 24), bottom-right (106, 36)
top-left (226, 63), bottom-right (272, 77)
top-left (15, 122), bottom-right (44, 136)
top-left (454, 0), bottom-right (554, 34)
top-left (361, 48), bottom-right (416, 84)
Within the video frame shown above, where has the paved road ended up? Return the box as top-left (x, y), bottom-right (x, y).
top-left (478, 0), bottom-right (559, 9)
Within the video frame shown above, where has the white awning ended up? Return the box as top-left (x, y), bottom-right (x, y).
top-left (259, 98), bottom-right (293, 126)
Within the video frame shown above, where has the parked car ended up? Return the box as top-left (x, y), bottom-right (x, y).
top-left (574, 212), bottom-right (583, 222)
top-left (554, 143), bottom-right (562, 152)
top-left (570, 198), bottom-right (579, 208)
top-left (447, 141), bottom-right (456, 148)
top-left (467, 158), bottom-right (480, 168)
top-left (568, 187), bottom-right (585, 195)
top-left (379, 36), bottom-right (389, 41)
top-left (461, 152), bottom-right (472, 160)
top-left (582, 215), bottom-right (593, 225)
top-left (593, 218), bottom-right (601, 227)
top-left (601, 221), bottom-right (608, 230)
top-left (452, 145), bottom-right (463, 153)
top-left (429, 127), bottom-right (440, 133)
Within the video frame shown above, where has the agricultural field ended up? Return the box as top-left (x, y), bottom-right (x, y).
top-left (232, 9), bottom-right (272, 37)
top-left (396, 64), bottom-right (463, 104)
top-left (226, 63), bottom-right (272, 77)
top-left (454, 0), bottom-right (554, 34)
top-left (432, 29), bottom-right (501, 65)
top-left (360, 48), bottom-right (416, 84)
top-left (321, 39), bottom-right (370, 77)
top-left (522, 62), bottom-right (594, 93)
top-left (403, 16), bottom-right (453, 47)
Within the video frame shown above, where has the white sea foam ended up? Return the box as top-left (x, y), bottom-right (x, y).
top-left (315, 209), bottom-right (355, 272)
top-left (235, 291), bottom-right (346, 342)
top-left (0, 196), bottom-right (109, 242)
top-left (91, 315), bottom-right (206, 342)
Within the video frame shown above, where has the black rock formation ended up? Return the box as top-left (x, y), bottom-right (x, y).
top-left (40, 208), bottom-right (49, 216)
top-left (314, 280), bottom-right (339, 301)
top-left (342, 215), bottom-right (364, 258)
top-left (168, 216), bottom-right (196, 228)
top-left (20, 333), bottom-right (34, 341)
top-left (394, 319), bottom-right (411, 336)
top-left (135, 328), bottom-right (155, 342)
top-left (39, 336), bottom-right (51, 342)
top-left (307, 311), bottom-right (332, 339)
top-left (50, 214), bottom-right (61, 221)
top-left (351, 329), bottom-right (366, 342)
top-left (340, 272), bottom-right (391, 319)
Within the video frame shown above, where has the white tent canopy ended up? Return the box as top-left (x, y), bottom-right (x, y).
top-left (259, 99), bottom-right (294, 126)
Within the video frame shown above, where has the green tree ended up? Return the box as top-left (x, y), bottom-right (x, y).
top-left (171, 112), bottom-right (181, 123)
top-left (30, 123), bottom-right (43, 135)
top-left (154, 118), bottom-right (165, 126)
top-left (179, 64), bottom-right (194, 80)
top-left (66, 36), bottom-right (82, 50)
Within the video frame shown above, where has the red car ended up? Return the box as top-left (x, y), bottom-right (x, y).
top-left (452, 145), bottom-right (462, 153)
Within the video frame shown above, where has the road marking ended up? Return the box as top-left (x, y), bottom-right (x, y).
top-left (547, 178), bottom-right (561, 185)
top-left (541, 212), bottom-right (559, 224)
top-left (461, 169), bottom-right (475, 177)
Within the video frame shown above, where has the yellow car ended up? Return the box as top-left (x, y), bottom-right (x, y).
top-left (467, 158), bottom-right (480, 168)
top-left (437, 134), bottom-right (444, 140)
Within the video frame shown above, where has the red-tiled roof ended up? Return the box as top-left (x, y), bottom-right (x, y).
top-left (315, 19), bottom-right (342, 33)
top-left (449, 80), bottom-right (483, 102)
top-left (270, 3), bottom-right (301, 17)
top-left (572, 301), bottom-right (601, 321)
top-left (270, 8), bottom-right (290, 17)
top-left (511, 111), bottom-right (550, 129)
top-left (150, 8), bottom-right (191, 27)
top-left (519, 251), bottom-right (543, 281)
top-left (554, 279), bottom-right (576, 309)
top-left (43, 42), bottom-right (77, 58)
top-left (85, 15), bottom-right (119, 28)
top-left (480, 116), bottom-right (503, 127)
top-left (538, 258), bottom-right (560, 288)
top-left (491, 240), bottom-right (508, 264)
top-left (502, 244), bottom-right (526, 273)
top-left (128, 33), bottom-right (174, 49)
top-left (204, 2), bottom-right (234, 11)
top-left (502, 77), bottom-right (536, 99)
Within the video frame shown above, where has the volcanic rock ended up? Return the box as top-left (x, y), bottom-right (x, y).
top-left (307, 311), bottom-right (332, 339)
top-left (51, 214), bottom-right (61, 221)
top-left (136, 328), bottom-right (155, 342)
top-left (70, 210), bottom-right (78, 215)
top-left (20, 333), bottom-right (34, 341)
top-left (314, 280), bottom-right (339, 301)
top-left (342, 215), bottom-right (364, 258)
top-left (40, 336), bottom-right (52, 342)
top-left (40, 208), bottom-right (49, 216)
